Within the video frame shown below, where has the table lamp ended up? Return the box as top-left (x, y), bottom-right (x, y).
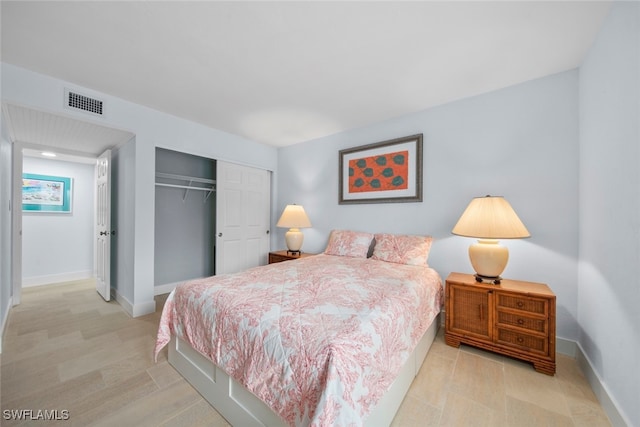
top-left (276, 204), bottom-right (312, 255)
top-left (452, 195), bottom-right (530, 284)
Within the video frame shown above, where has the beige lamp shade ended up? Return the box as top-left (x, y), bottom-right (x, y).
top-left (452, 196), bottom-right (529, 282)
top-left (452, 196), bottom-right (530, 239)
top-left (276, 204), bottom-right (312, 253)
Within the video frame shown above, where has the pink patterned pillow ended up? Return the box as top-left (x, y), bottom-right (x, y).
top-left (324, 230), bottom-right (374, 258)
top-left (371, 234), bottom-right (433, 266)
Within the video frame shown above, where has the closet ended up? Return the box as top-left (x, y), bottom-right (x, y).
top-left (154, 148), bottom-right (271, 290)
top-left (154, 148), bottom-right (216, 287)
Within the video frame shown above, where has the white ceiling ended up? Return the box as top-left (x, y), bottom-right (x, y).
top-left (1, 1), bottom-right (612, 153)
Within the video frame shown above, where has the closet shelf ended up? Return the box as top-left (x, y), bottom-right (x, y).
top-left (155, 172), bottom-right (216, 202)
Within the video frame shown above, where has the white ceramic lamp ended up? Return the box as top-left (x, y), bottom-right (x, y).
top-left (452, 195), bottom-right (530, 284)
top-left (276, 204), bottom-right (312, 254)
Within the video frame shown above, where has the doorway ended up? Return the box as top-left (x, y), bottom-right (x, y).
top-left (20, 151), bottom-right (97, 287)
top-left (2, 103), bottom-right (134, 307)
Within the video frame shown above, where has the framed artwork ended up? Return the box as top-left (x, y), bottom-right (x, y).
top-left (22, 173), bottom-right (73, 213)
top-left (339, 134), bottom-right (423, 204)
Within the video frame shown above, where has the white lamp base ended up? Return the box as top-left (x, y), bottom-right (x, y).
top-left (468, 239), bottom-right (509, 282)
top-left (285, 228), bottom-right (304, 253)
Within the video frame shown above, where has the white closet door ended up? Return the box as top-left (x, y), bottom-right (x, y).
top-left (216, 161), bottom-right (270, 275)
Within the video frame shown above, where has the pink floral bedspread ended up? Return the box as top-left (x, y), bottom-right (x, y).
top-left (154, 254), bottom-right (442, 427)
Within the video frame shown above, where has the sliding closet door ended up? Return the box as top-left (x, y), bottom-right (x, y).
top-left (216, 161), bottom-right (270, 275)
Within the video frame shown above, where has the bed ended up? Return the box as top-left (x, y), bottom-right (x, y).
top-left (155, 231), bottom-right (443, 426)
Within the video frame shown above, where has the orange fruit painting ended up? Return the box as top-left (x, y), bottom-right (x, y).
top-left (348, 150), bottom-right (409, 193)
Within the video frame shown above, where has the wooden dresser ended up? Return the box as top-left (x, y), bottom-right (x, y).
top-left (268, 250), bottom-right (316, 264)
top-left (444, 272), bottom-right (556, 375)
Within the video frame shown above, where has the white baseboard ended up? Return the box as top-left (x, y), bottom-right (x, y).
top-left (113, 288), bottom-right (156, 318)
top-left (575, 342), bottom-right (630, 427)
top-left (22, 270), bottom-right (93, 287)
top-left (112, 289), bottom-right (132, 316)
top-left (154, 278), bottom-right (209, 296)
top-left (0, 296), bottom-right (12, 354)
top-left (556, 336), bottom-right (576, 357)
top-left (154, 281), bottom-right (181, 296)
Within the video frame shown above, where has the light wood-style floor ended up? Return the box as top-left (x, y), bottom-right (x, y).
top-left (1, 279), bottom-right (611, 426)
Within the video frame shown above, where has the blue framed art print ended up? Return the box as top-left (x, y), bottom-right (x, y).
top-left (22, 173), bottom-right (73, 213)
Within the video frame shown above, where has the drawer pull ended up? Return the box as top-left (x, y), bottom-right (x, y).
top-left (517, 337), bottom-right (524, 344)
top-left (517, 301), bottom-right (524, 308)
top-left (517, 318), bottom-right (524, 325)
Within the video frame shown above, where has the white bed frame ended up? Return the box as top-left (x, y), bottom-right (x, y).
top-left (168, 313), bottom-right (440, 426)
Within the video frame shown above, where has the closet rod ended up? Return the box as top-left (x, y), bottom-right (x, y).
top-left (155, 171), bottom-right (216, 202)
top-left (155, 172), bottom-right (215, 185)
top-left (155, 182), bottom-right (214, 192)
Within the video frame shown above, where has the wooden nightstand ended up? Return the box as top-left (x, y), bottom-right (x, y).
top-left (268, 250), bottom-right (316, 264)
top-left (444, 272), bottom-right (556, 375)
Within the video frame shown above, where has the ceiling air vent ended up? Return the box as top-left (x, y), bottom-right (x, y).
top-left (65, 90), bottom-right (104, 116)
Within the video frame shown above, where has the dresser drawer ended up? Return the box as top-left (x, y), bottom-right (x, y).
top-left (496, 311), bottom-right (547, 334)
top-left (496, 328), bottom-right (549, 355)
top-left (496, 294), bottom-right (548, 315)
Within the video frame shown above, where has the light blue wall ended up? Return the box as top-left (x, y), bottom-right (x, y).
top-left (278, 70), bottom-right (580, 341)
top-left (578, 2), bottom-right (639, 426)
top-left (22, 157), bottom-right (95, 285)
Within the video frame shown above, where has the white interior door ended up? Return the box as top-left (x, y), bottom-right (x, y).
top-left (216, 161), bottom-right (270, 275)
top-left (95, 149), bottom-right (111, 301)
